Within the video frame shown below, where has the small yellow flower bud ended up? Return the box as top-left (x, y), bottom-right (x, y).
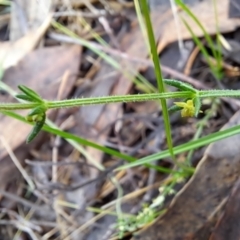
top-left (174, 100), bottom-right (195, 117)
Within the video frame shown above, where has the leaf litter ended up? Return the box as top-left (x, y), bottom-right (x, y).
top-left (0, 0), bottom-right (240, 240)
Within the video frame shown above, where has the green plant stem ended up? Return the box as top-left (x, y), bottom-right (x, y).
top-left (0, 102), bottom-right (39, 110)
top-left (0, 91), bottom-right (192, 110)
top-left (140, 0), bottom-right (175, 161)
top-left (47, 92), bottom-right (190, 108)
top-left (2, 89), bottom-right (240, 111)
top-left (199, 90), bottom-right (240, 97)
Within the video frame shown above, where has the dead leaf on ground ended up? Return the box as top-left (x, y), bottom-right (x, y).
top-left (0, 14), bottom-right (51, 70)
top-left (10, 0), bottom-right (52, 40)
top-left (157, 0), bottom-right (240, 53)
top-left (0, 45), bottom-right (81, 187)
top-left (132, 110), bottom-right (240, 240)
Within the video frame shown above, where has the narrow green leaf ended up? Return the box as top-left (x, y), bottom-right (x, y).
top-left (193, 97), bottom-right (202, 117)
top-left (27, 106), bottom-right (46, 117)
top-left (164, 79), bottom-right (197, 93)
top-left (168, 104), bottom-right (182, 114)
top-left (140, 0), bottom-right (176, 162)
top-left (181, 18), bottom-right (215, 72)
top-left (117, 124), bottom-right (240, 170)
top-left (169, 98), bottom-right (190, 114)
top-left (26, 113), bottom-right (46, 143)
top-left (175, 0), bottom-right (218, 62)
top-left (18, 85), bottom-right (43, 102)
top-left (16, 94), bottom-right (37, 102)
top-left (175, 0), bottom-right (222, 79)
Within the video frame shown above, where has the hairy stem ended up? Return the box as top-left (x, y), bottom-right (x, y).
top-left (0, 91), bottom-right (192, 111)
top-left (199, 90), bottom-right (240, 98)
top-left (1, 89), bottom-right (240, 111)
top-left (47, 92), bottom-right (191, 109)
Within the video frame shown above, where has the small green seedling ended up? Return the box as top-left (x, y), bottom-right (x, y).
top-left (16, 86), bottom-right (47, 143)
top-left (0, 79), bottom-right (239, 143)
